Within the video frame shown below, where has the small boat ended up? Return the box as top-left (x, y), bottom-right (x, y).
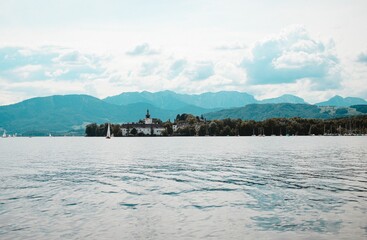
top-left (106, 123), bottom-right (111, 139)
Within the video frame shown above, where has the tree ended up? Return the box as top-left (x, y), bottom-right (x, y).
top-left (198, 125), bottom-right (207, 136)
top-left (187, 115), bottom-right (197, 125)
top-left (175, 114), bottom-right (181, 122)
top-left (112, 124), bottom-right (122, 137)
top-left (85, 123), bottom-right (97, 136)
top-left (177, 126), bottom-right (195, 136)
top-left (221, 125), bottom-right (232, 136)
top-left (163, 122), bottom-right (173, 135)
top-left (208, 122), bottom-right (217, 136)
top-left (130, 128), bottom-right (137, 136)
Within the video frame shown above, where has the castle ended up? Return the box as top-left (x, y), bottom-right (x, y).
top-left (120, 110), bottom-right (165, 136)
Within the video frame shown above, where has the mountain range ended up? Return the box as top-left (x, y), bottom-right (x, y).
top-left (103, 90), bottom-right (258, 109)
top-left (0, 91), bottom-right (366, 135)
top-left (104, 90), bottom-right (312, 109)
top-left (204, 103), bottom-right (367, 121)
top-left (315, 95), bottom-right (367, 107)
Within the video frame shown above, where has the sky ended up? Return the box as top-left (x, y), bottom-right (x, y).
top-left (0, 0), bottom-right (367, 105)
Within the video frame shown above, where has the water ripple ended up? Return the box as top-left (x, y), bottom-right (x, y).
top-left (0, 136), bottom-right (366, 239)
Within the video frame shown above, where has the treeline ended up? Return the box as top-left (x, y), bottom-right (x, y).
top-left (85, 114), bottom-right (367, 137)
top-left (174, 114), bottom-right (367, 136)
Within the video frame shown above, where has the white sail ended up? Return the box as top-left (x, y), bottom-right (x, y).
top-left (106, 124), bottom-right (111, 139)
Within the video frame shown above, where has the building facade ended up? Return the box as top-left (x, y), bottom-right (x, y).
top-left (121, 110), bottom-right (165, 136)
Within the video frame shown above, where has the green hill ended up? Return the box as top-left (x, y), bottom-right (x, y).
top-left (0, 95), bottom-right (123, 134)
top-left (0, 95), bottom-right (215, 135)
top-left (1, 95), bottom-right (366, 135)
top-left (204, 103), bottom-right (366, 121)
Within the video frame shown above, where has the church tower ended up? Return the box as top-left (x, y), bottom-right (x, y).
top-left (145, 109), bottom-right (152, 124)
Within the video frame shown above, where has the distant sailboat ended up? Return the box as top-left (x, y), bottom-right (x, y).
top-left (106, 124), bottom-right (111, 139)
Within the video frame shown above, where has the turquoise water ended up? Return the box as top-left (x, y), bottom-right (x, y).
top-left (0, 137), bottom-right (366, 239)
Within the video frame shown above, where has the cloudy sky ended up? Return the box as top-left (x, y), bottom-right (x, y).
top-left (0, 0), bottom-right (366, 105)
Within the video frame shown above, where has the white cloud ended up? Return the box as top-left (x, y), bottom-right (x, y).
top-left (0, 46), bottom-right (105, 82)
top-left (184, 61), bottom-right (214, 81)
top-left (126, 43), bottom-right (160, 56)
top-left (357, 52), bottom-right (367, 63)
top-left (139, 61), bottom-right (160, 77)
top-left (1, 24), bottom-right (367, 105)
top-left (12, 64), bottom-right (43, 79)
top-left (168, 59), bottom-right (187, 79)
top-left (241, 25), bottom-right (340, 89)
top-left (272, 51), bottom-right (325, 69)
top-left (215, 42), bottom-right (247, 51)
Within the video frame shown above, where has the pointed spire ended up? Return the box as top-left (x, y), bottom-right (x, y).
top-left (146, 109), bottom-right (150, 118)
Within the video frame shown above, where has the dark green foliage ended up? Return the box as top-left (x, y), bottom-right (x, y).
top-left (176, 126), bottom-right (196, 136)
top-left (197, 125), bottom-right (207, 136)
top-left (85, 123), bottom-right (98, 137)
top-left (85, 123), bottom-right (121, 137)
top-left (221, 126), bottom-right (233, 136)
top-left (351, 105), bottom-right (367, 113)
top-left (204, 103), bottom-right (367, 121)
top-left (86, 114), bottom-right (367, 137)
top-left (163, 122), bottom-right (173, 135)
top-left (208, 122), bottom-right (217, 136)
top-left (130, 128), bottom-right (137, 136)
top-left (335, 108), bottom-right (348, 115)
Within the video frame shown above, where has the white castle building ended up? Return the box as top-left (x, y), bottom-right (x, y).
top-left (121, 110), bottom-right (165, 136)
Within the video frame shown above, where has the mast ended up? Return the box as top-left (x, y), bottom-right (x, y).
top-left (106, 123), bottom-right (111, 139)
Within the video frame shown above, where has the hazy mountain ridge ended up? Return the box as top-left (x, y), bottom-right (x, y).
top-left (204, 103), bottom-right (366, 121)
top-left (105, 91), bottom-right (366, 108)
top-left (0, 92), bottom-right (366, 134)
top-left (316, 95), bottom-right (367, 107)
top-left (260, 94), bottom-right (306, 104)
top-left (104, 90), bottom-right (257, 109)
top-left (0, 95), bottom-right (217, 134)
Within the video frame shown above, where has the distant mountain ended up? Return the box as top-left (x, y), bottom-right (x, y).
top-left (1, 93), bottom-right (366, 135)
top-left (105, 91), bottom-right (367, 109)
top-left (204, 103), bottom-right (366, 121)
top-left (0, 94), bottom-right (215, 134)
top-left (0, 95), bottom-right (123, 134)
top-left (104, 90), bottom-right (257, 109)
top-left (316, 95), bottom-right (367, 107)
top-left (181, 91), bottom-right (257, 109)
top-left (104, 90), bottom-right (189, 110)
top-left (260, 94), bottom-right (306, 104)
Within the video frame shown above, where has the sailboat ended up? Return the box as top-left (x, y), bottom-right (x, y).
top-left (106, 124), bottom-right (111, 139)
top-left (2, 130), bottom-right (7, 138)
top-left (252, 128), bottom-right (256, 136)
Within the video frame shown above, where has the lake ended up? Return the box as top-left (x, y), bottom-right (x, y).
top-left (0, 136), bottom-right (366, 239)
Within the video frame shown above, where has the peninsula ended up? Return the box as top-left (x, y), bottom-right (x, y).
top-left (85, 110), bottom-right (367, 137)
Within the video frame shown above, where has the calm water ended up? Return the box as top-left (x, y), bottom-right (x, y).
top-left (0, 137), bottom-right (366, 239)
